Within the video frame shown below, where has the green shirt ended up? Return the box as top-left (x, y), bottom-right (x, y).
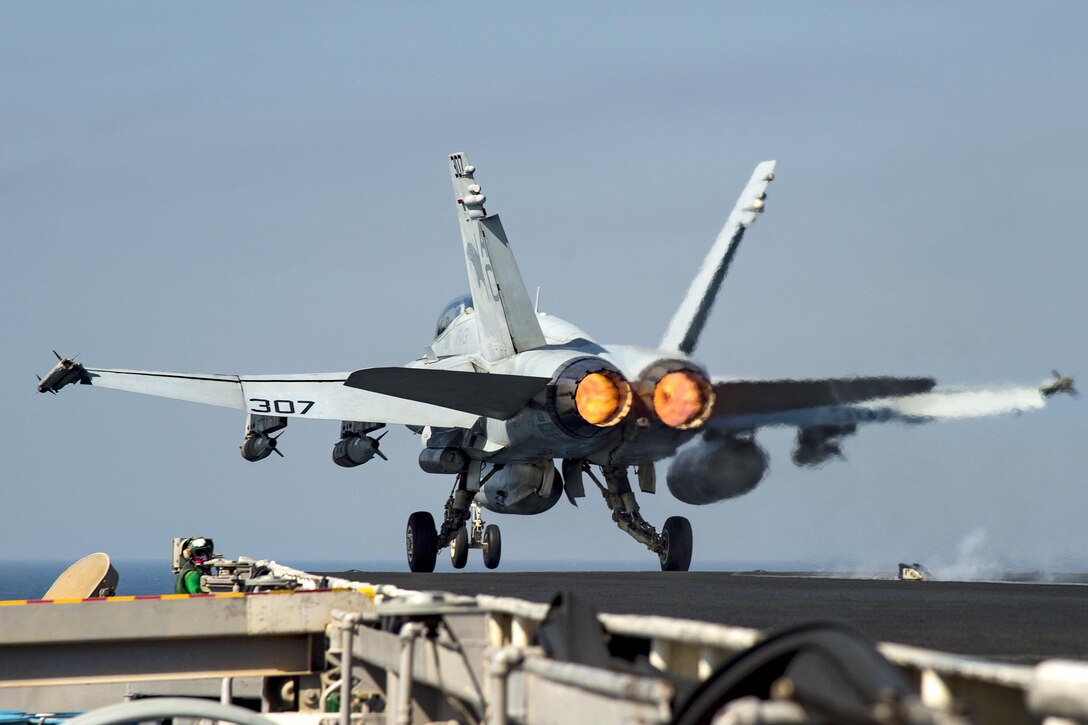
top-left (175, 562), bottom-right (205, 594)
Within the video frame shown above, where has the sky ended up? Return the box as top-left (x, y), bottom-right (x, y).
top-left (2, 2), bottom-right (1085, 573)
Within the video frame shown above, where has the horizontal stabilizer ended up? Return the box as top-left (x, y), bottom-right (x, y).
top-left (707, 378), bottom-right (1052, 432)
top-left (713, 376), bottom-right (936, 416)
top-left (345, 367), bottom-right (551, 420)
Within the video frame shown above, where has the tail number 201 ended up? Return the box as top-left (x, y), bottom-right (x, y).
top-left (249, 398), bottom-right (315, 415)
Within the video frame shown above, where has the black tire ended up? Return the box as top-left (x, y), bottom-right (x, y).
top-left (659, 516), bottom-right (693, 572)
top-left (450, 526), bottom-right (469, 569)
top-left (406, 511), bottom-right (437, 573)
top-left (482, 524), bottom-right (502, 570)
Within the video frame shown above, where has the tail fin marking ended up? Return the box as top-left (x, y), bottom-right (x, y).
top-left (660, 160), bottom-right (777, 355)
top-left (450, 153), bottom-right (546, 361)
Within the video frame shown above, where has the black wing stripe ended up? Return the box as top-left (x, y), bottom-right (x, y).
top-left (345, 367), bottom-right (550, 420)
top-left (86, 369), bottom-right (347, 384)
top-left (712, 376), bottom-right (936, 416)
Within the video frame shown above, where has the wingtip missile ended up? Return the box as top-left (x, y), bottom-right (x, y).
top-left (37, 353), bottom-right (89, 394)
top-left (1041, 371), bottom-right (1077, 398)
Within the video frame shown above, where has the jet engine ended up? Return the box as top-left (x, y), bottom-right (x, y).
top-left (548, 358), bottom-right (633, 437)
top-left (501, 356), bottom-right (636, 448)
top-left (666, 433), bottom-right (768, 505)
top-left (636, 360), bottom-right (715, 429)
top-left (476, 461), bottom-right (563, 515)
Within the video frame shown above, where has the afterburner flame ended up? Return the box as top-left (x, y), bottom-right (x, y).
top-left (575, 372), bottom-right (628, 426)
top-left (654, 371), bottom-right (710, 428)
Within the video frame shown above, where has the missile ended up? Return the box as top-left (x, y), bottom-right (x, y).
top-left (332, 431), bottom-right (388, 468)
top-left (1041, 370), bottom-right (1077, 398)
top-left (36, 352), bottom-right (89, 394)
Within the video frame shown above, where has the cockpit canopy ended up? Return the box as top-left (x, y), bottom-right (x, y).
top-left (435, 293), bottom-right (474, 339)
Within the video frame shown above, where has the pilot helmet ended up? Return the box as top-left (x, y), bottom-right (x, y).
top-left (186, 536), bottom-right (214, 563)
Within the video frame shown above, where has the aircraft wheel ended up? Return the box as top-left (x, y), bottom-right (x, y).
top-left (482, 524), bottom-right (502, 570)
top-left (406, 511), bottom-right (437, 573)
top-left (450, 526), bottom-right (469, 569)
top-left (659, 516), bottom-right (693, 572)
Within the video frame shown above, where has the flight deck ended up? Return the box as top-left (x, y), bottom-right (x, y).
top-left (5, 561), bottom-right (1087, 724)
top-left (323, 569), bottom-right (1088, 664)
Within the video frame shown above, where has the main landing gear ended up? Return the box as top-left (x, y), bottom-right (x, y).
top-left (405, 474), bottom-right (501, 573)
top-left (404, 463), bottom-right (690, 573)
top-left (588, 465), bottom-right (693, 572)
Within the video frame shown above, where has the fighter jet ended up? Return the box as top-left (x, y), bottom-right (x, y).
top-left (37, 153), bottom-right (1074, 572)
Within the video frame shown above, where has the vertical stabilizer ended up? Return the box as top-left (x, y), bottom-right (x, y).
top-left (660, 161), bottom-right (777, 355)
top-left (450, 153), bottom-right (547, 361)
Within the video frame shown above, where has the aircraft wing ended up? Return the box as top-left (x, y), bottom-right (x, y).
top-left (44, 364), bottom-right (482, 428)
top-left (705, 376), bottom-right (1054, 431)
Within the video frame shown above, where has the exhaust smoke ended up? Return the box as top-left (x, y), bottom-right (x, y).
top-left (930, 528), bottom-right (1003, 582)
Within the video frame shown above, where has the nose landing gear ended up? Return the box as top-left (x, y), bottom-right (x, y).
top-left (481, 519), bottom-right (502, 570)
top-left (449, 525), bottom-right (469, 569)
top-left (406, 473), bottom-right (502, 572)
top-left (448, 503), bottom-right (502, 570)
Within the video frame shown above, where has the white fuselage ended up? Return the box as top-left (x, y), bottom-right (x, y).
top-left (410, 309), bottom-right (707, 466)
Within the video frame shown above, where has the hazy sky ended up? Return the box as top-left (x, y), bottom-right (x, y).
top-left (2, 3), bottom-right (1085, 573)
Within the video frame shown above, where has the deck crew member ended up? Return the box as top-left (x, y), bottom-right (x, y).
top-left (175, 536), bottom-right (214, 594)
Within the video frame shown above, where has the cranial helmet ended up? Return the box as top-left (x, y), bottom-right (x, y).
top-left (187, 536), bottom-right (214, 560)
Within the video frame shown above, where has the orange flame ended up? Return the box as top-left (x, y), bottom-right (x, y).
top-left (575, 372), bottom-right (625, 426)
top-left (653, 371), bottom-right (709, 428)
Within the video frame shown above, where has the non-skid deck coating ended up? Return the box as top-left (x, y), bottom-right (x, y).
top-left (324, 570), bottom-right (1088, 663)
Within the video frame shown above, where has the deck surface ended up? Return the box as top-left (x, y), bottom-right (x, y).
top-left (324, 570), bottom-right (1088, 663)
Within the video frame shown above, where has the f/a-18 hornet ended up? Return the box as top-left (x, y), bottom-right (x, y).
top-left (38, 153), bottom-right (1074, 572)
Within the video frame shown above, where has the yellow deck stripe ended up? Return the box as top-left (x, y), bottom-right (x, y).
top-left (0, 587), bottom-right (358, 606)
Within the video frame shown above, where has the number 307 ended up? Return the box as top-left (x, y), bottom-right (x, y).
top-left (249, 398), bottom-right (314, 415)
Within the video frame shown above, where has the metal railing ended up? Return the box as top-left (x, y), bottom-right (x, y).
top-left (5, 561), bottom-right (1086, 724)
top-left (273, 563), bottom-right (1088, 724)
